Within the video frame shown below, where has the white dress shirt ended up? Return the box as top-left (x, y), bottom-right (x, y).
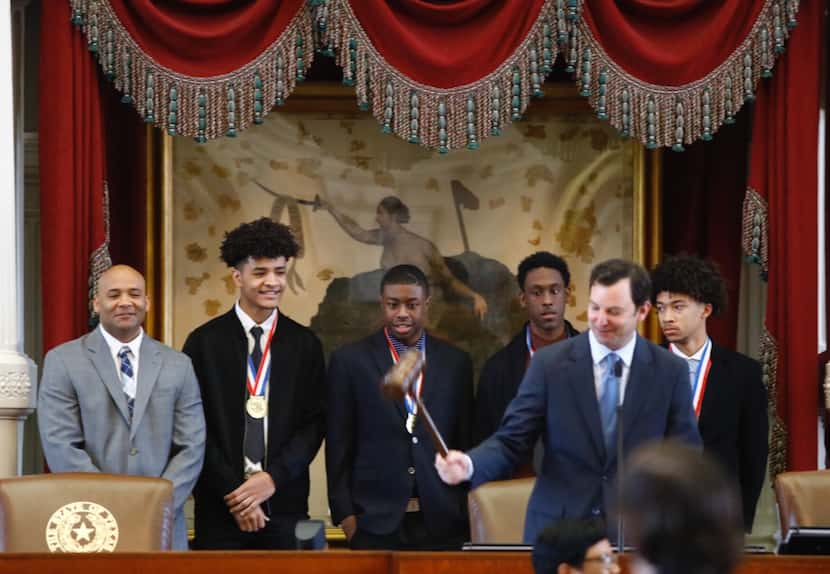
top-left (588, 329), bottom-right (638, 404)
top-left (99, 324), bottom-right (143, 398)
top-left (234, 302), bottom-right (277, 475)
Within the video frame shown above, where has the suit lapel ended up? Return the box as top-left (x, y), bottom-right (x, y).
top-left (131, 336), bottom-right (163, 438)
top-left (370, 330), bottom-right (406, 420)
top-left (85, 329), bottom-right (132, 426)
top-left (420, 333), bottom-right (443, 422)
top-left (267, 317), bottom-right (297, 435)
top-left (621, 336), bottom-right (653, 442)
top-left (566, 335), bottom-right (605, 462)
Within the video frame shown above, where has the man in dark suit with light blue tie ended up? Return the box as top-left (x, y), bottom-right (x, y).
top-left (436, 259), bottom-right (701, 544)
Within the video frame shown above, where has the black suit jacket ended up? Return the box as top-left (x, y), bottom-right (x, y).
top-left (182, 309), bottom-right (326, 544)
top-left (475, 321), bottom-right (580, 445)
top-left (326, 330), bottom-right (473, 539)
top-left (697, 342), bottom-right (768, 531)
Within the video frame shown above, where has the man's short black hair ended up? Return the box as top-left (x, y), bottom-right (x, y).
top-left (517, 251), bottom-right (571, 290)
top-left (220, 217), bottom-right (300, 268)
top-left (532, 518), bottom-right (607, 574)
top-left (589, 259), bottom-right (651, 308)
top-left (621, 441), bottom-right (743, 574)
top-left (650, 255), bottom-right (727, 315)
top-left (380, 264), bottom-right (430, 296)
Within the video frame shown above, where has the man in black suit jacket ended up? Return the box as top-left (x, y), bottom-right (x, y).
top-left (326, 264), bottom-right (474, 550)
top-left (652, 255), bottom-right (768, 532)
top-left (183, 218), bottom-right (326, 549)
top-left (436, 259), bottom-right (701, 544)
top-left (475, 252), bottom-right (580, 451)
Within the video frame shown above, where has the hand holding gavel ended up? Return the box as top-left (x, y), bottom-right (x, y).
top-left (381, 349), bottom-right (449, 457)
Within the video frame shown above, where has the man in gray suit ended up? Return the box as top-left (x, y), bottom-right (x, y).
top-left (38, 265), bottom-right (206, 550)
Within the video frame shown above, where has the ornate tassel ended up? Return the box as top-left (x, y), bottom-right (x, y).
top-left (743, 52), bottom-right (755, 102)
top-left (195, 91), bottom-right (208, 144)
top-left (645, 96), bottom-right (658, 150)
top-left (408, 91), bottom-right (420, 144)
top-left (144, 71), bottom-right (155, 123)
top-left (276, 54), bottom-right (286, 107)
top-left (530, 47), bottom-right (543, 98)
top-left (556, 1), bottom-right (567, 43)
top-left (566, 27), bottom-right (577, 73)
top-left (490, 84), bottom-right (502, 136)
top-left (104, 29), bottom-right (115, 79)
top-left (226, 84), bottom-right (237, 138)
top-left (672, 98), bottom-right (684, 152)
top-left (358, 54), bottom-right (370, 112)
top-left (511, 66), bottom-right (522, 121)
top-left (760, 27), bottom-right (773, 78)
top-left (167, 86), bottom-right (178, 136)
top-left (295, 34), bottom-right (306, 82)
top-left (773, 3), bottom-right (786, 53)
top-left (619, 88), bottom-right (631, 138)
top-left (701, 89), bottom-right (712, 141)
top-left (542, 21), bottom-right (554, 74)
top-left (724, 74), bottom-right (736, 125)
top-left (579, 46), bottom-right (591, 97)
top-left (596, 68), bottom-right (608, 120)
top-left (466, 96), bottom-right (479, 150)
top-left (253, 73), bottom-right (264, 125)
top-left (438, 100), bottom-right (449, 154)
top-left (343, 38), bottom-right (357, 87)
top-left (120, 49), bottom-right (133, 104)
top-left (382, 81), bottom-right (394, 134)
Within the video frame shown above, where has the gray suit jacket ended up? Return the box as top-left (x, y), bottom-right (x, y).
top-left (37, 328), bottom-right (206, 550)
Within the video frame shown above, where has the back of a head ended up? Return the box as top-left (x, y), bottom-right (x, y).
top-left (533, 518), bottom-right (606, 574)
top-left (621, 441), bottom-right (743, 574)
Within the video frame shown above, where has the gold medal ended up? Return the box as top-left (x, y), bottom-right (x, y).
top-left (246, 396), bottom-right (267, 419)
top-left (405, 412), bottom-right (417, 434)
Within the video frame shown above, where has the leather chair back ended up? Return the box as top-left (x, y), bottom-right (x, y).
top-left (0, 473), bottom-right (174, 552)
top-left (468, 477), bottom-right (534, 543)
top-left (774, 469), bottom-right (830, 538)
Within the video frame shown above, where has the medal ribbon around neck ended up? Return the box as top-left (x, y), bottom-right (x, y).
top-left (383, 328), bottom-right (424, 417)
top-left (247, 315), bottom-right (278, 399)
top-left (670, 338), bottom-right (712, 418)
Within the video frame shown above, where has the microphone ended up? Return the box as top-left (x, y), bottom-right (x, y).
top-left (614, 358), bottom-right (625, 555)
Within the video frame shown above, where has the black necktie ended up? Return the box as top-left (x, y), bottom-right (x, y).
top-left (244, 326), bottom-right (265, 464)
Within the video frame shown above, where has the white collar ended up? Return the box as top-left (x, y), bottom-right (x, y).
top-left (99, 324), bottom-right (143, 357)
top-left (234, 301), bottom-right (277, 334)
top-left (670, 337), bottom-right (711, 361)
top-left (588, 329), bottom-right (637, 367)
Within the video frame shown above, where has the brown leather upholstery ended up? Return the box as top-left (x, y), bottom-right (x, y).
top-left (774, 470), bottom-right (830, 538)
top-left (0, 473), bottom-right (174, 552)
top-left (468, 477), bottom-right (534, 543)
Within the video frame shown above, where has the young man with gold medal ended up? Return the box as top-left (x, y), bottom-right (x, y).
top-left (183, 218), bottom-right (326, 549)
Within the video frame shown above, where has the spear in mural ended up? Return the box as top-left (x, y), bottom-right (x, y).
top-left (451, 179), bottom-right (479, 253)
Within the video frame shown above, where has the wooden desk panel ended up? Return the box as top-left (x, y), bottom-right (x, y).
top-left (0, 551), bottom-right (826, 574)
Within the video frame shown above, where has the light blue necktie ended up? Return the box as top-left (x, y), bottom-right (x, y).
top-left (599, 353), bottom-right (620, 453)
top-left (118, 346), bottom-right (135, 420)
top-left (687, 358), bottom-right (700, 391)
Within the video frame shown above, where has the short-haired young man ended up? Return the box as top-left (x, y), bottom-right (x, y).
top-left (183, 217), bottom-right (326, 549)
top-left (475, 251), bottom-right (579, 449)
top-left (437, 259), bottom-right (700, 544)
top-left (651, 255), bottom-right (768, 532)
top-left (533, 518), bottom-right (619, 574)
top-left (326, 264), bottom-right (474, 550)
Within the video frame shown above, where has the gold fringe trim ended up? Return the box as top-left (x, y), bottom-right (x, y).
top-left (760, 327), bottom-right (787, 478)
top-left (88, 182), bottom-right (112, 326)
top-left (323, 0), bottom-right (562, 152)
top-left (742, 186), bottom-right (769, 278)
top-left (570, 0), bottom-right (799, 150)
top-left (69, 0), bottom-right (315, 142)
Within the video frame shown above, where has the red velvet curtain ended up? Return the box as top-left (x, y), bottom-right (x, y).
top-left (661, 107), bottom-right (752, 351)
top-left (746, 0), bottom-right (824, 474)
top-left (40, 1), bottom-right (110, 353)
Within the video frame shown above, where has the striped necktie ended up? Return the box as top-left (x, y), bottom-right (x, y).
top-left (118, 346), bottom-right (136, 420)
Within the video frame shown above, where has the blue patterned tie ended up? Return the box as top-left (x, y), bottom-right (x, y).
top-left (599, 353), bottom-right (620, 453)
top-left (117, 346), bottom-right (135, 420)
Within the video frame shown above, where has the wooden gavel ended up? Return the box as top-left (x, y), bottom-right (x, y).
top-left (381, 349), bottom-right (449, 457)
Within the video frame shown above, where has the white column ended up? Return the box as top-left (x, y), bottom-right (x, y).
top-left (0, 0), bottom-right (36, 478)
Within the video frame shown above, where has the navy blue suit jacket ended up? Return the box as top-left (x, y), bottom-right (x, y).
top-left (326, 330), bottom-right (473, 539)
top-left (468, 332), bottom-right (702, 543)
